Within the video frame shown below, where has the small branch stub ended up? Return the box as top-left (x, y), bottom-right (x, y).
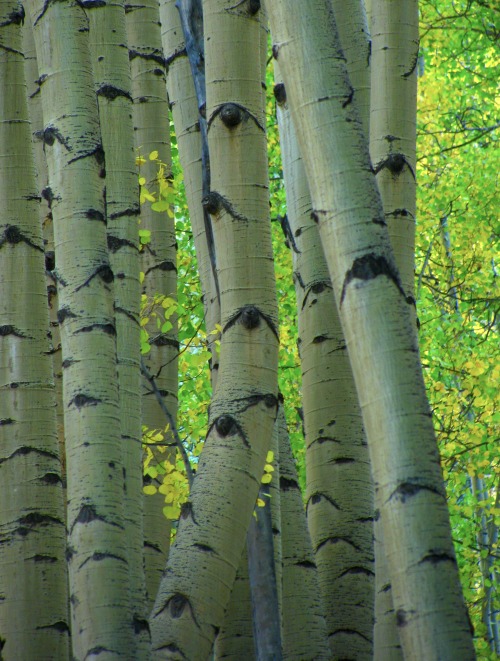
top-left (248, 0), bottom-right (260, 14)
top-left (241, 305), bottom-right (260, 329)
top-left (215, 415), bottom-right (236, 437)
top-left (202, 192), bottom-right (222, 216)
top-left (273, 83), bottom-right (286, 106)
top-left (220, 103), bottom-right (243, 128)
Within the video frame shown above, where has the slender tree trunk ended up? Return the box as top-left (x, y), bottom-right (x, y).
top-left (22, 20), bottom-right (66, 490)
top-left (85, 1), bottom-right (148, 654)
top-left (150, 1), bottom-right (279, 656)
top-left (126, 0), bottom-right (178, 608)
top-left (160, 0), bottom-right (221, 383)
top-left (266, 1), bottom-right (476, 658)
top-left (215, 544), bottom-right (255, 659)
top-left (278, 409), bottom-right (330, 660)
top-left (0, 5), bottom-right (69, 657)
top-left (27, 0), bottom-right (134, 655)
top-left (274, 62), bottom-right (374, 657)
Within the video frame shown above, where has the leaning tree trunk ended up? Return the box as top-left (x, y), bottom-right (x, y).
top-left (149, 0), bottom-right (279, 657)
top-left (266, 1), bottom-right (476, 658)
top-left (369, 2), bottom-right (419, 657)
top-left (0, 5), bottom-right (69, 657)
top-left (27, 0), bottom-right (134, 655)
top-left (274, 59), bottom-right (374, 657)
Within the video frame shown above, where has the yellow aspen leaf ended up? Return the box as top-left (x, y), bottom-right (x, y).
top-left (261, 474), bottom-right (272, 484)
top-left (149, 150), bottom-right (159, 160)
top-left (143, 485), bottom-right (157, 495)
top-left (257, 498), bottom-right (266, 508)
top-left (138, 176), bottom-right (146, 186)
top-left (135, 155), bottom-right (146, 166)
top-left (266, 451), bottom-right (274, 463)
top-left (264, 464), bottom-right (275, 473)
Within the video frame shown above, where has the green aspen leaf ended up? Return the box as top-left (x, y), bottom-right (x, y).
top-left (151, 200), bottom-right (171, 212)
top-left (163, 505), bottom-right (179, 519)
top-left (143, 485), bottom-right (157, 495)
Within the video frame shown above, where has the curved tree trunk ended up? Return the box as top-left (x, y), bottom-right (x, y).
top-left (0, 6), bottom-right (69, 657)
top-left (266, 1), bottom-right (476, 658)
top-left (150, 1), bottom-right (279, 656)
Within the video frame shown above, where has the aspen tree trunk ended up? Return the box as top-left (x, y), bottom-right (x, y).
top-left (214, 545), bottom-right (255, 659)
top-left (274, 62), bottom-right (374, 657)
top-left (161, 5), bottom-right (256, 652)
top-left (27, 0), bottom-right (134, 655)
top-left (150, 0), bottom-right (279, 656)
top-left (126, 0), bottom-right (178, 607)
top-left (160, 0), bottom-right (221, 382)
top-left (330, 0), bottom-right (371, 136)
top-left (22, 21), bottom-right (66, 486)
top-left (278, 410), bottom-right (330, 660)
top-left (267, 1), bottom-right (476, 658)
top-left (0, 5), bottom-right (69, 657)
top-left (86, 2), bottom-right (148, 654)
top-left (369, 2), bottom-right (419, 657)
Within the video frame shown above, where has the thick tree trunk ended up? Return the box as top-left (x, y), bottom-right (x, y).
top-left (0, 6), bottom-right (69, 657)
top-left (369, 2), bottom-right (419, 656)
top-left (86, 1), bottom-right (148, 655)
top-left (266, 1), bottom-right (476, 658)
top-left (27, 0), bottom-right (134, 655)
top-left (149, 1), bottom-right (279, 657)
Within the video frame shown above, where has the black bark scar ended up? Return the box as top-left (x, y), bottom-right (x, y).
top-left (340, 253), bottom-right (405, 305)
top-left (223, 306), bottom-right (279, 341)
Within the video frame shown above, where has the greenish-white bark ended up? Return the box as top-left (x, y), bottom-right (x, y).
top-left (150, 1), bottom-right (279, 657)
top-left (369, 3), bottom-right (419, 656)
top-left (86, 1), bottom-right (148, 654)
top-left (160, 0), bottom-right (221, 384)
top-left (126, 0), bottom-right (178, 608)
top-left (274, 65), bottom-right (374, 657)
top-left (0, 5), bottom-right (69, 657)
top-left (267, 1), bottom-right (476, 658)
top-left (278, 410), bottom-right (330, 660)
top-left (22, 20), bottom-right (66, 486)
top-left (27, 0), bottom-right (133, 655)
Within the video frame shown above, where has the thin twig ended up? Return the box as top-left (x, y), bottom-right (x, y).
top-left (140, 356), bottom-right (194, 488)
